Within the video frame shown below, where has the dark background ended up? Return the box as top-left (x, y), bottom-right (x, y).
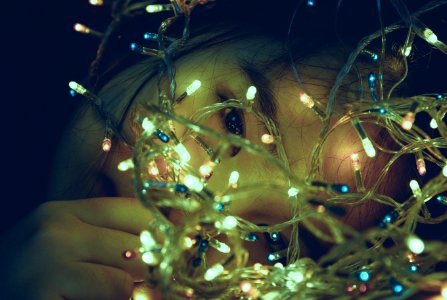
top-left (1, 1), bottom-right (110, 233)
top-left (1, 1), bottom-right (446, 234)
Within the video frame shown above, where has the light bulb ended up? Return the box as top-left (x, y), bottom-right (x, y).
top-left (299, 93), bottom-right (315, 108)
top-left (184, 175), bottom-right (204, 192)
top-left (102, 138), bottom-right (112, 152)
top-left (261, 134), bottom-right (274, 144)
top-left (288, 187), bottom-right (299, 197)
top-left (246, 86), bottom-right (257, 100)
top-left (361, 138), bottom-right (376, 158)
top-left (204, 264), bottom-right (224, 281)
top-left (68, 81), bottom-right (87, 95)
top-left (401, 112), bottom-right (415, 131)
top-left (146, 4), bottom-right (171, 13)
top-left (174, 143), bottom-right (191, 163)
top-left (220, 216), bottom-right (238, 230)
top-left (430, 118), bottom-right (438, 129)
top-left (74, 23), bottom-right (90, 34)
top-left (228, 171), bottom-right (240, 188)
top-left (186, 80), bottom-right (202, 95)
top-left (351, 152), bottom-right (360, 171)
top-left (416, 158), bottom-right (426, 176)
top-left (423, 28), bottom-right (438, 44)
top-left (406, 235), bottom-right (425, 254)
top-left (117, 158), bottom-right (134, 171)
top-left (142, 118), bottom-right (155, 133)
top-left (89, 0), bottom-right (104, 5)
top-left (443, 164), bottom-right (447, 177)
top-left (409, 180), bottom-right (421, 196)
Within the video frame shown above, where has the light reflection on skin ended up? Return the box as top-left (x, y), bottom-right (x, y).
top-left (101, 38), bottom-right (406, 265)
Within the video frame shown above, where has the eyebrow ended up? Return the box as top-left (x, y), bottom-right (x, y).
top-left (238, 59), bottom-right (278, 123)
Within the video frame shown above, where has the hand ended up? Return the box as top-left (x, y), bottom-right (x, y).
top-left (0, 197), bottom-right (154, 300)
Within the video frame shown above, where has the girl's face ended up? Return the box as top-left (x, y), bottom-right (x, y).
top-left (101, 37), bottom-right (396, 263)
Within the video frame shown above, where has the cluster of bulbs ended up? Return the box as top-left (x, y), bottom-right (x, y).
top-left (69, 0), bottom-right (447, 299)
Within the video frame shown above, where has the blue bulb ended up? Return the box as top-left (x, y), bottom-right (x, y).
top-left (369, 73), bottom-right (376, 82)
top-left (192, 257), bottom-right (202, 268)
top-left (267, 252), bottom-right (276, 262)
top-left (245, 233), bottom-right (258, 241)
top-left (358, 270), bottom-right (371, 282)
top-left (383, 215), bottom-right (392, 223)
top-left (198, 240), bottom-right (209, 255)
top-left (436, 94), bottom-right (443, 100)
top-left (409, 264), bottom-right (418, 272)
top-left (341, 185), bottom-right (349, 193)
top-left (307, 0), bottom-right (314, 6)
top-left (154, 129), bottom-right (170, 143)
top-left (379, 108), bottom-right (386, 114)
top-left (392, 284), bottom-right (404, 294)
top-left (437, 195), bottom-right (447, 205)
top-left (130, 43), bottom-right (137, 51)
top-left (271, 232), bottom-right (280, 242)
top-left (372, 53), bottom-right (379, 61)
top-left (175, 184), bottom-right (187, 193)
top-left (69, 89), bottom-right (76, 97)
top-left (215, 203), bottom-right (224, 211)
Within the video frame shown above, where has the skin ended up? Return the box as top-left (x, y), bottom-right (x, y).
top-left (0, 38), bottom-right (407, 299)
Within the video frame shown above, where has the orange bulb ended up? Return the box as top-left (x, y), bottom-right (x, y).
top-left (261, 134), bottom-right (274, 144)
top-left (401, 112), bottom-right (415, 131)
top-left (89, 0), bottom-right (104, 5)
top-left (102, 138), bottom-right (112, 152)
top-left (74, 23), bottom-right (90, 33)
top-left (299, 92), bottom-right (315, 108)
top-left (350, 152), bottom-right (360, 171)
top-left (416, 158), bottom-right (426, 176)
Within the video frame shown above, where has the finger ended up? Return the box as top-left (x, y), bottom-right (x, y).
top-left (60, 262), bottom-right (133, 300)
top-left (76, 222), bottom-right (148, 281)
top-left (68, 197), bottom-right (156, 235)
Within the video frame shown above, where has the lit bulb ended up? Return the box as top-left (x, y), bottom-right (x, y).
top-left (184, 175), bottom-right (204, 192)
top-left (240, 281), bottom-right (252, 293)
top-left (423, 28), bottom-right (438, 44)
top-left (307, 0), bottom-right (315, 6)
top-left (68, 81), bottom-right (87, 95)
top-left (102, 138), bottom-right (112, 152)
top-left (183, 237), bottom-right (194, 249)
top-left (199, 161), bottom-right (215, 178)
top-left (204, 264), bottom-right (224, 281)
top-left (228, 171), bottom-right (240, 188)
top-left (351, 152), bottom-right (360, 171)
top-left (146, 4), bottom-right (170, 13)
top-left (89, 0), bottom-right (104, 5)
top-left (288, 271), bottom-right (304, 283)
top-left (299, 93), bottom-right (315, 108)
top-left (406, 235), bottom-right (425, 254)
top-left (261, 134), bottom-right (274, 144)
top-left (186, 80), bottom-right (202, 95)
top-left (443, 163), bottom-right (447, 177)
top-left (174, 143), bottom-right (191, 163)
top-left (117, 158), bottom-right (134, 171)
top-left (220, 216), bottom-right (238, 230)
top-left (361, 137), bottom-right (376, 158)
top-left (409, 180), bottom-right (421, 196)
top-left (142, 252), bottom-right (159, 265)
top-left (74, 23), bottom-right (90, 33)
top-left (246, 86), bottom-right (257, 100)
top-left (430, 118), bottom-right (438, 129)
top-left (212, 240), bottom-right (231, 253)
top-left (142, 118), bottom-right (155, 133)
top-left (416, 158), bottom-right (426, 176)
top-left (288, 187), bottom-right (299, 197)
top-left (441, 284), bottom-right (447, 299)
top-left (401, 112), bottom-right (415, 131)
top-left (148, 163), bottom-right (159, 176)
top-left (140, 230), bottom-right (157, 248)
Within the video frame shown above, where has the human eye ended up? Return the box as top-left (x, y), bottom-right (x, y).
top-left (223, 108), bottom-right (244, 156)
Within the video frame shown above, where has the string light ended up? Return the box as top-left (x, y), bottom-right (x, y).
top-left (409, 180), bottom-right (421, 197)
top-left (70, 1), bottom-right (447, 299)
top-left (102, 137), bottom-right (112, 152)
top-left (89, 0), bottom-right (103, 5)
top-left (261, 133), bottom-right (275, 144)
top-left (68, 81), bottom-right (101, 105)
top-left (307, 0), bottom-right (315, 6)
top-left (415, 152), bottom-right (427, 176)
top-left (406, 235), bottom-right (425, 254)
top-left (146, 4), bottom-right (172, 14)
top-left (430, 118), bottom-right (438, 129)
top-left (175, 80), bottom-right (202, 104)
top-left (350, 152), bottom-right (365, 192)
top-left (74, 23), bottom-right (90, 34)
top-left (352, 118), bottom-right (376, 157)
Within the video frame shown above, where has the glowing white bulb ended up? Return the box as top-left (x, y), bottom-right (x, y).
top-left (142, 252), bottom-right (159, 265)
top-left (288, 271), bottom-right (304, 283)
top-left (423, 28), bottom-right (438, 44)
top-left (228, 171), bottom-right (240, 188)
top-left (441, 284), bottom-right (447, 299)
top-left (403, 46), bottom-right (412, 57)
top-left (443, 164), bottom-right (447, 177)
top-left (213, 240), bottom-right (231, 253)
top-left (68, 81), bottom-right (87, 95)
top-left (220, 216), bottom-right (238, 230)
top-left (174, 143), bottom-right (191, 163)
top-left (288, 187), bottom-right (299, 197)
top-left (142, 118), bottom-right (155, 133)
top-left (186, 80), bottom-right (202, 95)
top-left (246, 86), bottom-right (257, 100)
top-left (148, 163), bottom-right (159, 176)
top-left (430, 118), bottom-right (438, 129)
top-left (140, 230), bottom-right (157, 248)
top-left (361, 138), bottom-right (376, 158)
top-left (409, 180), bottom-right (421, 196)
top-left (74, 23), bottom-right (90, 33)
top-left (406, 235), bottom-right (425, 254)
top-left (184, 175), bottom-right (204, 192)
top-left (133, 291), bottom-right (149, 300)
top-left (146, 4), bottom-right (169, 13)
top-left (299, 93), bottom-right (315, 108)
top-left (117, 158), bottom-right (134, 171)
top-left (274, 262), bottom-right (284, 269)
top-left (183, 237), bottom-right (194, 249)
top-left (240, 281), bottom-right (252, 293)
top-left (204, 264), bottom-right (224, 281)
top-left (261, 134), bottom-right (274, 144)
